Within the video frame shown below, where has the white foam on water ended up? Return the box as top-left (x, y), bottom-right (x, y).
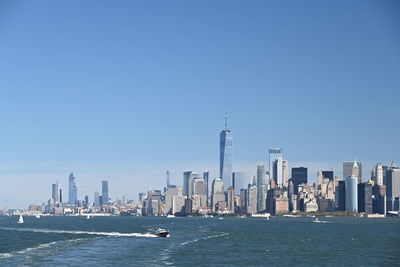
top-left (180, 232), bottom-right (228, 246)
top-left (0, 227), bottom-right (157, 238)
top-left (0, 238), bottom-right (88, 260)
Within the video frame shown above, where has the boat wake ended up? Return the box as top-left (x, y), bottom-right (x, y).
top-left (0, 237), bottom-right (89, 260)
top-left (0, 227), bottom-right (157, 238)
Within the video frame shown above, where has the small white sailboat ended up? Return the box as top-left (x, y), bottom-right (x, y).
top-left (17, 214), bottom-right (24, 224)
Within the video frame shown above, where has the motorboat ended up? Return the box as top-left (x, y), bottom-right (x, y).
top-left (35, 214), bottom-right (40, 219)
top-left (166, 214), bottom-right (175, 218)
top-left (156, 228), bottom-right (169, 237)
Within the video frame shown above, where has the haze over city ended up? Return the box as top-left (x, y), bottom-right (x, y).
top-left (0, 0), bottom-right (399, 208)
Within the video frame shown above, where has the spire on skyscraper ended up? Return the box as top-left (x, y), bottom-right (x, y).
top-left (225, 111), bottom-right (228, 130)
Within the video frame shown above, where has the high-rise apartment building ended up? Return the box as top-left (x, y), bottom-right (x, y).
top-left (220, 113), bottom-right (232, 190)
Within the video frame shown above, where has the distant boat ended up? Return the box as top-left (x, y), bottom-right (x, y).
top-left (166, 214), bottom-right (175, 218)
top-left (218, 217), bottom-right (224, 220)
top-left (156, 228), bottom-right (169, 237)
top-left (251, 213), bottom-right (271, 218)
top-left (17, 215), bottom-right (24, 224)
top-left (35, 214), bottom-right (40, 219)
top-left (313, 217), bottom-right (328, 223)
top-left (86, 214), bottom-right (91, 219)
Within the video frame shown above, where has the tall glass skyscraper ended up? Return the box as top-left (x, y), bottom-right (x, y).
top-left (68, 173), bottom-right (77, 205)
top-left (102, 180), bottom-right (109, 206)
top-left (257, 164), bottom-right (266, 212)
top-left (220, 113), bottom-right (232, 190)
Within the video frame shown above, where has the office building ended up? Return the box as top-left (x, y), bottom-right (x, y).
top-left (165, 185), bottom-right (183, 214)
top-left (373, 164), bottom-right (384, 186)
top-left (203, 171), bottom-right (209, 205)
top-left (343, 161), bottom-right (362, 183)
top-left (272, 157), bottom-right (287, 187)
top-left (227, 186), bottom-right (235, 213)
top-left (386, 162), bottom-right (400, 212)
top-left (172, 195), bottom-right (186, 214)
top-left (211, 178), bottom-right (225, 212)
top-left (94, 191), bottom-right (100, 207)
top-left (358, 182), bottom-right (373, 213)
top-left (193, 177), bottom-right (207, 206)
top-left (68, 173), bottom-right (78, 205)
top-left (322, 171), bottom-right (334, 181)
top-left (291, 167), bottom-right (307, 194)
top-left (257, 164), bottom-right (267, 212)
top-left (52, 182), bottom-right (60, 203)
top-left (232, 172), bottom-right (246, 196)
top-left (345, 175), bottom-right (358, 212)
top-left (247, 181), bottom-right (257, 214)
top-left (183, 172), bottom-right (202, 198)
top-left (220, 113), bottom-right (232, 189)
top-left (102, 180), bottom-right (109, 206)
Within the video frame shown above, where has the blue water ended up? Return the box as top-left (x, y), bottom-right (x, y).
top-left (0, 216), bottom-right (399, 266)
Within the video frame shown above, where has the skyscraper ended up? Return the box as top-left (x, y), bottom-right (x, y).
top-left (166, 170), bottom-right (170, 188)
top-left (94, 191), bottom-right (100, 207)
top-left (247, 179), bottom-right (257, 214)
top-left (373, 163), bottom-right (384, 186)
top-left (193, 177), bottom-right (207, 206)
top-left (52, 181), bottom-right (60, 203)
top-left (358, 182), bottom-right (373, 214)
top-left (183, 171), bottom-right (192, 197)
top-left (232, 172), bottom-right (246, 196)
top-left (257, 164), bottom-right (266, 212)
top-left (183, 172), bottom-right (201, 197)
top-left (227, 186), bottom-right (235, 213)
top-left (343, 161), bottom-right (362, 183)
top-left (203, 171), bottom-right (209, 205)
top-left (282, 160), bottom-right (289, 187)
top-left (68, 173), bottom-right (77, 205)
top-left (165, 185), bottom-right (183, 214)
top-left (291, 167), bottom-right (307, 194)
top-left (102, 180), bottom-right (109, 206)
top-left (220, 112), bottom-right (232, 190)
top-left (272, 157), bottom-right (283, 187)
top-left (211, 178), bottom-right (225, 212)
top-left (386, 161), bottom-right (400, 212)
top-left (345, 175), bottom-right (358, 212)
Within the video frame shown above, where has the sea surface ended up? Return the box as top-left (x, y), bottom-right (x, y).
top-left (0, 216), bottom-right (399, 266)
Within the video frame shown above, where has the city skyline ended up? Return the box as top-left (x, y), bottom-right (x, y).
top-left (0, 1), bottom-right (399, 207)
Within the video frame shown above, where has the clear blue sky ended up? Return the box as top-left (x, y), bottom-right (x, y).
top-left (0, 0), bottom-right (399, 207)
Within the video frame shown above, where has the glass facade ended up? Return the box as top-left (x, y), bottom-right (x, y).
top-left (220, 129), bottom-right (232, 190)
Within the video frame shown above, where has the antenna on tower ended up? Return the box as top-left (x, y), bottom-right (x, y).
top-left (225, 111), bottom-right (228, 130)
top-left (166, 170), bottom-right (170, 188)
